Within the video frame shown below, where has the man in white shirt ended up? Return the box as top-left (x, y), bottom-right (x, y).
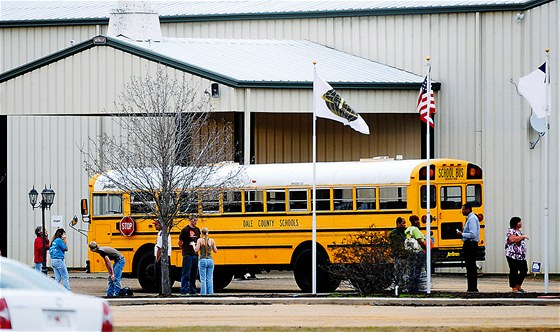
top-left (154, 221), bottom-right (172, 294)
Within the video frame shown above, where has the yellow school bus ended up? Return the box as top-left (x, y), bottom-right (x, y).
top-left (82, 158), bottom-right (485, 292)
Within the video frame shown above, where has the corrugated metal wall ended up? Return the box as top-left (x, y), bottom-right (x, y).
top-left (254, 113), bottom-right (421, 163)
top-left (162, 4), bottom-right (559, 274)
top-left (0, 25), bottom-right (101, 72)
top-left (8, 115), bottom-right (98, 265)
top-left (1, 2), bottom-right (558, 273)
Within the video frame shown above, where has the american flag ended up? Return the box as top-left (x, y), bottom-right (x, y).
top-left (417, 75), bottom-right (436, 128)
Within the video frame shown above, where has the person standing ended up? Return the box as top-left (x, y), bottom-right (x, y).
top-left (154, 220), bottom-right (171, 294)
top-left (49, 228), bottom-right (70, 290)
top-left (457, 202), bottom-right (480, 292)
top-left (405, 215), bottom-right (426, 293)
top-left (33, 226), bottom-right (49, 272)
top-left (194, 227), bottom-right (218, 295)
top-left (505, 216), bottom-right (529, 293)
top-left (389, 217), bottom-right (408, 290)
top-left (178, 214), bottom-right (201, 295)
top-left (88, 241), bottom-right (125, 297)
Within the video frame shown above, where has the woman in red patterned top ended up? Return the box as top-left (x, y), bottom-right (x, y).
top-left (33, 226), bottom-right (49, 272)
top-left (505, 217), bottom-right (529, 293)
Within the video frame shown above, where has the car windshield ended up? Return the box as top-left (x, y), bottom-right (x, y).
top-left (0, 258), bottom-right (67, 292)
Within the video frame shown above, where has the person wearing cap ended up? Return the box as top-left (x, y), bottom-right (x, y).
top-left (89, 241), bottom-right (125, 297)
top-left (178, 214), bottom-right (201, 295)
top-left (153, 220), bottom-right (171, 294)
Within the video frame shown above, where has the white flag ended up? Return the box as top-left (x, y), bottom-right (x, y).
top-left (313, 71), bottom-right (370, 135)
top-left (519, 63), bottom-right (551, 118)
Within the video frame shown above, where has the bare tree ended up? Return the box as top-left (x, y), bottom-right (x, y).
top-left (81, 69), bottom-right (241, 296)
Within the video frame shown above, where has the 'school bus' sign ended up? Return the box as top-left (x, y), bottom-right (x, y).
top-left (437, 166), bottom-right (465, 181)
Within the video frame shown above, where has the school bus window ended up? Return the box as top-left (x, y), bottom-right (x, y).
top-left (420, 185), bottom-right (436, 209)
top-left (92, 194), bottom-right (123, 216)
top-left (267, 189), bottom-right (286, 212)
top-left (223, 190), bottom-right (242, 213)
top-left (201, 190), bottom-right (220, 214)
top-left (130, 191), bottom-right (155, 214)
top-left (315, 188), bottom-right (331, 211)
top-left (466, 184), bottom-right (482, 207)
top-left (440, 186), bottom-right (462, 209)
top-left (379, 187), bottom-right (407, 209)
top-left (333, 188), bottom-right (353, 211)
top-left (289, 189), bottom-right (308, 211)
top-left (356, 187), bottom-right (376, 210)
top-left (179, 191), bottom-right (198, 214)
top-left (245, 190), bottom-right (264, 213)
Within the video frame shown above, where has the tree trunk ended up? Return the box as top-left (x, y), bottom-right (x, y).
top-left (160, 225), bottom-right (172, 296)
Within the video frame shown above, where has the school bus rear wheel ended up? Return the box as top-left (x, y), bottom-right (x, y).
top-left (293, 249), bottom-right (340, 293)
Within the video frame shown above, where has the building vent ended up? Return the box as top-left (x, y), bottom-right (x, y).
top-left (107, 1), bottom-right (162, 42)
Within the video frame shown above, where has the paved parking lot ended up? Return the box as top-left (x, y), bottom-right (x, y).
top-left (65, 271), bottom-right (560, 329)
top-left (68, 270), bottom-right (560, 297)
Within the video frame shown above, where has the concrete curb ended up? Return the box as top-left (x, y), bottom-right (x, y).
top-left (107, 296), bottom-right (560, 307)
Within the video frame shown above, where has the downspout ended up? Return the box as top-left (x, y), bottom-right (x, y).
top-left (475, 11), bottom-right (483, 165)
top-left (244, 88), bottom-right (251, 165)
top-left (97, 117), bottom-right (104, 171)
top-left (96, 23), bottom-right (103, 170)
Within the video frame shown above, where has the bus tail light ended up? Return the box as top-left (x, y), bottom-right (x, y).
top-left (421, 215), bottom-right (436, 223)
top-left (419, 165), bottom-right (435, 180)
top-left (477, 213), bottom-right (484, 221)
top-left (467, 163), bottom-right (483, 179)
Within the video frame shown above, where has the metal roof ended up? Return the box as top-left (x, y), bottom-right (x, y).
top-left (1, 0), bottom-right (551, 25)
top-left (1, 35), bottom-right (435, 89)
top-left (117, 37), bottom-right (424, 86)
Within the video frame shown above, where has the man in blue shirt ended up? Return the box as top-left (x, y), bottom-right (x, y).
top-left (457, 202), bottom-right (480, 292)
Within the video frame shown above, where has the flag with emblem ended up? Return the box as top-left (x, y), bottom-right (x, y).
top-left (314, 71), bottom-right (369, 135)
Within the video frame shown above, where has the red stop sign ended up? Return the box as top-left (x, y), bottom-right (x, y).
top-left (119, 216), bottom-right (135, 237)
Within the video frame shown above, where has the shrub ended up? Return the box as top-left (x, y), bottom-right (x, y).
top-left (329, 225), bottom-right (413, 295)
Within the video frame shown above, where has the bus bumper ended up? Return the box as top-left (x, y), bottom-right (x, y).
top-left (432, 246), bottom-right (486, 268)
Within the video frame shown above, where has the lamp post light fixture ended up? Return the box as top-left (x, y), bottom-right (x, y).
top-left (28, 185), bottom-right (56, 275)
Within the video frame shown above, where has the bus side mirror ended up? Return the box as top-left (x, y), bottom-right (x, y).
top-left (81, 199), bottom-right (91, 223)
top-left (81, 199), bottom-right (89, 216)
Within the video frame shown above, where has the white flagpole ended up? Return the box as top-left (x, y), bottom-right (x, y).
top-left (425, 57), bottom-right (432, 294)
top-left (312, 62), bottom-right (318, 294)
top-left (543, 48), bottom-right (550, 293)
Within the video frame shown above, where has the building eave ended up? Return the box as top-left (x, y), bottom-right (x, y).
top-left (0, 35), bottom-right (440, 91)
top-left (0, 0), bottom-right (551, 28)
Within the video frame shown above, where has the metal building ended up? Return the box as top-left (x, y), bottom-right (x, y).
top-left (0, 0), bottom-right (558, 275)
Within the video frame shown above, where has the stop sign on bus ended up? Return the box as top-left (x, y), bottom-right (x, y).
top-left (119, 216), bottom-right (135, 236)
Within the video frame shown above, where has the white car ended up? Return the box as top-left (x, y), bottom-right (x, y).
top-left (0, 257), bottom-right (113, 331)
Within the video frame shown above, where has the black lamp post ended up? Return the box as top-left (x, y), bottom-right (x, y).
top-left (29, 186), bottom-right (56, 275)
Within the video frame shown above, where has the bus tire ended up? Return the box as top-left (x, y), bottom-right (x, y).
top-left (137, 251), bottom-right (157, 292)
top-left (293, 249), bottom-right (340, 293)
top-left (213, 266), bottom-right (233, 292)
